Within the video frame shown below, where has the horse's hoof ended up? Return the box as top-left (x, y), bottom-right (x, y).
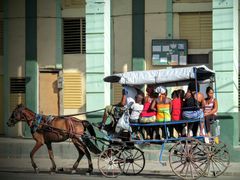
top-left (71, 169), bottom-right (77, 174)
top-left (86, 170), bottom-right (93, 176)
top-left (49, 171), bottom-right (56, 175)
top-left (34, 168), bottom-right (39, 174)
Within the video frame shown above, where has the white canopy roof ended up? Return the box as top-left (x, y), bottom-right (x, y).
top-left (104, 65), bottom-right (215, 86)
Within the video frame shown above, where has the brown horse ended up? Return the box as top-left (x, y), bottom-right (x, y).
top-left (7, 104), bottom-right (97, 174)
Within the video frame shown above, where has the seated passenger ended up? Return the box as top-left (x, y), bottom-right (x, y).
top-left (182, 82), bottom-right (205, 137)
top-left (151, 86), bottom-right (171, 139)
top-left (99, 85), bottom-right (143, 135)
top-left (204, 86), bottom-right (218, 137)
top-left (129, 94), bottom-right (144, 123)
top-left (171, 89), bottom-right (184, 137)
top-left (140, 85), bottom-right (157, 139)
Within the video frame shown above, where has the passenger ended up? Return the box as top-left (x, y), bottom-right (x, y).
top-left (140, 85), bottom-right (157, 139)
top-left (151, 86), bottom-right (171, 139)
top-left (204, 86), bottom-right (218, 137)
top-left (182, 81), bottom-right (205, 137)
top-left (171, 89), bottom-right (184, 137)
top-left (129, 94), bottom-right (144, 139)
top-left (129, 94), bottom-right (144, 123)
top-left (99, 85), bottom-right (143, 134)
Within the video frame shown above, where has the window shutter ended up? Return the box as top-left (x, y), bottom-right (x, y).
top-left (62, 0), bottom-right (85, 9)
top-left (112, 84), bottom-right (122, 105)
top-left (63, 73), bottom-right (83, 109)
top-left (63, 18), bottom-right (86, 54)
top-left (10, 78), bottom-right (26, 111)
top-left (180, 12), bottom-right (212, 49)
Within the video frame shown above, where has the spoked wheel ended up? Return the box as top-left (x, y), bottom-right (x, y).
top-left (118, 146), bottom-right (145, 175)
top-left (204, 140), bottom-right (230, 177)
top-left (98, 147), bottom-right (124, 178)
top-left (169, 138), bottom-right (209, 180)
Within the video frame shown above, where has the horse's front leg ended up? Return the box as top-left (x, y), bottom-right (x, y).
top-left (30, 142), bottom-right (43, 173)
top-left (46, 143), bottom-right (57, 173)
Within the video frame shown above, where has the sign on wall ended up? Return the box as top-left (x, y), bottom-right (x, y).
top-left (152, 39), bottom-right (188, 66)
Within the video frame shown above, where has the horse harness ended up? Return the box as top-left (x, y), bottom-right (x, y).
top-left (30, 114), bottom-right (83, 139)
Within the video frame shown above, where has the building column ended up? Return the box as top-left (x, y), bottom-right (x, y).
top-left (166, 0), bottom-right (173, 39)
top-left (25, 0), bottom-right (38, 137)
top-left (56, 0), bottom-right (63, 69)
top-left (212, 0), bottom-right (239, 160)
top-left (3, 0), bottom-right (9, 135)
top-left (85, 0), bottom-right (111, 117)
top-left (132, 0), bottom-right (145, 71)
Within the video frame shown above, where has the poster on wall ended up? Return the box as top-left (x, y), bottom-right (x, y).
top-left (152, 39), bottom-right (188, 66)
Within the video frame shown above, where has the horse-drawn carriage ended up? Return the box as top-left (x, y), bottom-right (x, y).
top-left (96, 65), bottom-right (230, 179)
top-left (7, 66), bottom-right (230, 180)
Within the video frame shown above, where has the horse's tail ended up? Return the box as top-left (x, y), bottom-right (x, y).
top-left (82, 120), bottom-right (101, 154)
top-left (82, 120), bottom-right (96, 138)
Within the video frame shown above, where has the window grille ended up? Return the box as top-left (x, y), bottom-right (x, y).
top-left (10, 78), bottom-right (26, 94)
top-left (63, 18), bottom-right (86, 54)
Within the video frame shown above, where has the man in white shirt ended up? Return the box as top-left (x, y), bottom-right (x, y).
top-left (99, 85), bottom-right (143, 131)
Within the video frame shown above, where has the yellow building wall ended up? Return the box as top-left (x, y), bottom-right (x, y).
top-left (0, 75), bottom-right (3, 134)
top-left (112, 0), bottom-right (132, 73)
top-left (8, 0), bottom-right (25, 77)
top-left (37, 0), bottom-right (56, 68)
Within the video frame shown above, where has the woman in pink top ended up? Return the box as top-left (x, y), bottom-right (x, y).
top-left (204, 86), bottom-right (218, 137)
top-left (140, 85), bottom-right (157, 139)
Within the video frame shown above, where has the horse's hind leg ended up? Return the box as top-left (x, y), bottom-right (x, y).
top-left (72, 140), bottom-right (85, 173)
top-left (73, 139), bottom-right (93, 174)
top-left (30, 142), bottom-right (43, 173)
top-left (46, 143), bottom-right (57, 173)
top-left (81, 142), bottom-right (93, 174)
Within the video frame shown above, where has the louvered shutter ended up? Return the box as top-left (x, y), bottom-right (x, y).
top-left (63, 18), bottom-right (86, 54)
top-left (10, 78), bottom-right (26, 111)
top-left (174, 0), bottom-right (211, 2)
top-left (63, 73), bottom-right (84, 109)
top-left (180, 12), bottom-right (212, 49)
top-left (112, 83), bottom-right (122, 105)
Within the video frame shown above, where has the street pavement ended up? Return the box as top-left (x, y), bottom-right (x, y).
top-left (0, 157), bottom-right (240, 177)
top-left (0, 137), bottom-right (240, 178)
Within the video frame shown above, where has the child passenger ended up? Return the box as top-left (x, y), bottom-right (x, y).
top-left (129, 94), bottom-right (144, 123)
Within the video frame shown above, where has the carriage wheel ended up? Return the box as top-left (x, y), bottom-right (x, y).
top-left (98, 147), bottom-right (123, 178)
top-left (118, 146), bottom-right (145, 175)
top-left (169, 138), bottom-right (209, 180)
top-left (204, 140), bottom-right (230, 177)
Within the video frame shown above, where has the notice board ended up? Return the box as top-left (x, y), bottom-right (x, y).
top-left (152, 39), bottom-right (188, 66)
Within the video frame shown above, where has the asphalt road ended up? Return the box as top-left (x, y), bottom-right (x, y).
top-left (0, 170), bottom-right (239, 180)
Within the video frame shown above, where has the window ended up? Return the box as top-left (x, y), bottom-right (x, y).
top-left (180, 12), bottom-right (212, 49)
top-left (63, 73), bottom-right (84, 109)
top-left (63, 18), bottom-right (86, 54)
top-left (10, 78), bottom-right (26, 111)
top-left (187, 54), bottom-right (209, 64)
top-left (10, 78), bottom-right (26, 94)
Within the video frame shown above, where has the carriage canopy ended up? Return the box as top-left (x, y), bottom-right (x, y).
top-left (104, 65), bottom-right (215, 86)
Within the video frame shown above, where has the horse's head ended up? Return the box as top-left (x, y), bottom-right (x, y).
top-left (7, 104), bottom-right (26, 127)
